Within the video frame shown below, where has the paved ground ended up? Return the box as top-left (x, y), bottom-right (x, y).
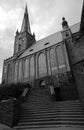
top-left (33, 126), bottom-right (84, 130)
top-left (18, 126), bottom-right (84, 130)
top-left (0, 124), bottom-right (84, 130)
top-left (0, 124), bottom-right (14, 130)
top-left (32, 128), bottom-right (84, 130)
top-left (14, 126), bottom-right (84, 130)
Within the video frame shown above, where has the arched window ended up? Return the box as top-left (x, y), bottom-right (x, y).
top-left (14, 62), bottom-right (18, 83)
top-left (4, 65), bottom-right (7, 74)
top-left (18, 44), bottom-right (21, 51)
top-left (56, 45), bottom-right (66, 73)
top-left (63, 44), bottom-right (70, 71)
top-left (50, 48), bottom-right (58, 74)
top-left (30, 56), bottom-right (34, 80)
top-left (38, 53), bottom-right (47, 77)
top-left (24, 58), bottom-right (29, 80)
top-left (18, 60), bottom-right (23, 82)
top-left (7, 64), bottom-right (12, 83)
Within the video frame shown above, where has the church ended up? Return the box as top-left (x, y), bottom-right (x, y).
top-left (1, 3), bottom-right (81, 87)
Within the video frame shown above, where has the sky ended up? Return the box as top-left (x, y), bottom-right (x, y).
top-left (0, 0), bottom-right (83, 83)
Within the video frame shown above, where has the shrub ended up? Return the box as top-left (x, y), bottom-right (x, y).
top-left (0, 83), bottom-right (31, 101)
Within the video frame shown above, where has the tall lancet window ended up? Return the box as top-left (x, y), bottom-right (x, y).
top-left (14, 62), bottom-right (18, 83)
top-left (63, 44), bottom-right (70, 71)
top-left (24, 58), bottom-right (29, 80)
top-left (56, 45), bottom-right (66, 73)
top-left (50, 48), bottom-right (58, 74)
top-left (30, 56), bottom-right (34, 80)
top-left (38, 53), bottom-right (47, 77)
top-left (18, 60), bottom-right (23, 82)
top-left (7, 64), bottom-right (12, 83)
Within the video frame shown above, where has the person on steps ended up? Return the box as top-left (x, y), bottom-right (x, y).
top-left (47, 78), bottom-right (55, 101)
top-left (54, 80), bottom-right (60, 101)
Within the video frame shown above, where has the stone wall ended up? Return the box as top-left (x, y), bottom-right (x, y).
top-left (0, 99), bottom-right (19, 127)
top-left (72, 61), bottom-right (84, 111)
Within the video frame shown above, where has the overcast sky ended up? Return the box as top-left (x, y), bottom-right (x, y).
top-left (0, 0), bottom-right (83, 83)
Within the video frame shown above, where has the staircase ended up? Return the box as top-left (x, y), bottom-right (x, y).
top-left (15, 87), bottom-right (84, 130)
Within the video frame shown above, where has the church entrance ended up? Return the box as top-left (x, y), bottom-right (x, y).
top-left (39, 79), bottom-right (46, 87)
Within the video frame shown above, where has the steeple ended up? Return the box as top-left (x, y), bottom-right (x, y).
top-left (80, 0), bottom-right (84, 36)
top-left (21, 3), bottom-right (31, 34)
top-left (14, 3), bottom-right (35, 55)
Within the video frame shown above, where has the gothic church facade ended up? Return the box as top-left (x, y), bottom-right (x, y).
top-left (2, 4), bottom-right (80, 86)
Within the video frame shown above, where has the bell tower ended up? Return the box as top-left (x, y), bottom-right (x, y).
top-left (61, 17), bottom-right (73, 50)
top-left (13, 4), bottom-right (35, 56)
top-left (61, 17), bottom-right (73, 73)
top-left (61, 17), bottom-right (72, 40)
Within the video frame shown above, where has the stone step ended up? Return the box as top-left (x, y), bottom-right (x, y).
top-left (21, 107), bottom-right (83, 113)
top-left (21, 109), bottom-right (83, 115)
top-left (15, 126), bottom-right (84, 130)
top-left (20, 113), bottom-right (83, 119)
top-left (16, 86), bottom-right (83, 130)
top-left (15, 124), bottom-right (84, 130)
top-left (22, 103), bottom-right (82, 108)
top-left (23, 101), bottom-right (81, 104)
top-left (17, 120), bottom-right (84, 127)
top-left (18, 120), bottom-right (84, 127)
top-left (23, 100), bottom-right (81, 104)
top-left (22, 105), bottom-right (82, 109)
top-left (19, 116), bottom-right (84, 123)
top-left (19, 115), bottom-right (84, 121)
top-left (21, 111), bottom-right (83, 117)
top-left (19, 113), bottom-right (84, 119)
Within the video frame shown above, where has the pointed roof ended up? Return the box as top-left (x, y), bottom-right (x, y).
top-left (80, 0), bottom-right (84, 36)
top-left (21, 4), bottom-right (31, 34)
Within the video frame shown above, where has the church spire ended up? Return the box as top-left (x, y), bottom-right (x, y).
top-left (80, 0), bottom-right (84, 36)
top-left (21, 3), bottom-right (31, 34)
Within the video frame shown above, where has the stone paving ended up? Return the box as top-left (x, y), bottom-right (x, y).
top-left (0, 124), bottom-right (12, 130)
top-left (0, 123), bottom-right (84, 130)
top-left (32, 128), bottom-right (84, 130)
top-left (15, 126), bottom-right (84, 130)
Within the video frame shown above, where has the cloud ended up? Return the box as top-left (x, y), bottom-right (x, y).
top-left (0, 0), bottom-right (25, 83)
top-left (29, 0), bottom-right (83, 39)
top-left (0, 0), bottom-right (24, 11)
top-left (0, 70), bottom-right (2, 83)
